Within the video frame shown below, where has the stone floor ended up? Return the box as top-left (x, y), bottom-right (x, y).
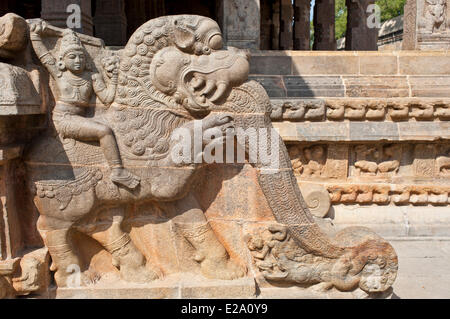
top-left (389, 238), bottom-right (450, 299)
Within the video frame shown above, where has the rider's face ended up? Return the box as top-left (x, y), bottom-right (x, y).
top-left (64, 50), bottom-right (86, 74)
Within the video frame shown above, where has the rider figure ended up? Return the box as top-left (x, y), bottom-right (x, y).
top-left (29, 19), bottom-right (140, 189)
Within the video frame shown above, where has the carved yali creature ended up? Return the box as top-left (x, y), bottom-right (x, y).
top-left (25, 15), bottom-right (398, 293)
top-left (25, 15), bottom-right (247, 287)
top-left (248, 225), bottom-right (398, 294)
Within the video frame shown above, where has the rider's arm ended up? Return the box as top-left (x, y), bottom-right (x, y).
top-left (92, 72), bottom-right (117, 106)
top-left (29, 31), bottom-right (59, 78)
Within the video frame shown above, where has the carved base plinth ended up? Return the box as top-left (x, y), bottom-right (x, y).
top-left (40, 275), bottom-right (395, 299)
top-left (50, 275), bottom-right (256, 299)
top-left (258, 287), bottom-right (394, 299)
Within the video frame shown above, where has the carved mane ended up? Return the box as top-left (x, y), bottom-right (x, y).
top-left (110, 15), bottom-right (219, 160)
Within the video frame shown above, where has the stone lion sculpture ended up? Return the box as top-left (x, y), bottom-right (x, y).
top-left (24, 15), bottom-right (397, 294)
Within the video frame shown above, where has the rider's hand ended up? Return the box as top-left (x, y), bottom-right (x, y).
top-left (28, 18), bottom-right (47, 35)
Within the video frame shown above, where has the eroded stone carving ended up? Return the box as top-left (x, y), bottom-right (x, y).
top-left (327, 183), bottom-right (449, 205)
top-left (437, 145), bottom-right (450, 175)
top-left (289, 144), bottom-right (328, 178)
top-left (0, 248), bottom-right (50, 298)
top-left (353, 144), bottom-right (401, 177)
top-left (247, 224), bottom-right (397, 294)
top-left (420, 0), bottom-right (447, 33)
top-left (270, 99), bottom-right (326, 122)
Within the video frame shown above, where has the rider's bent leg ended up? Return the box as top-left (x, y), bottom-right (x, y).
top-left (60, 116), bottom-right (140, 189)
top-left (96, 125), bottom-right (141, 189)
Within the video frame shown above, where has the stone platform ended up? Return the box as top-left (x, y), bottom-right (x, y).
top-left (51, 275), bottom-right (256, 299)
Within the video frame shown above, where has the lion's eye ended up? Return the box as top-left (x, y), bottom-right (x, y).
top-left (208, 34), bottom-right (223, 50)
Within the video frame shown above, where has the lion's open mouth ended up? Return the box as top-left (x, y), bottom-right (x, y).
top-left (184, 72), bottom-right (229, 108)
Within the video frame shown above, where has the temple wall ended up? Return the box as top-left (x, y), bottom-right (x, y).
top-left (250, 50), bottom-right (450, 237)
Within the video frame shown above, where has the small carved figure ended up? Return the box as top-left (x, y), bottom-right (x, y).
top-left (303, 145), bottom-right (326, 177)
top-left (283, 101), bottom-right (306, 121)
top-left (365, 101), bottom-right (386, 120)
top-left (29, 19), bottom-right (140, 189)
top-left (344, 101), bottom-right (366, 119)
top-left (288, 145), bottom-right (304, 175)
top-left (289, 145), bottom-right (326, 177)
top-left (437, 146), bottom-right (450, 175)
top-left (22, 15), bottom-right (398, 295)
top-left (409, 101), bottom-right (434, 120)
top-left (354, 144), bottom-right (400, 176)
top-left (388, 101), bottom-right (409, 120)
top-left (420, 0), bottom-right (447, 33)
top-left (304, 100), bottom-right (326, 120)
top-left (355, 145), bottom-right (379, 175)
top-left (326, 100), bottom-right (345, 120)
top-left (378, 145), bottom-right (401, 174)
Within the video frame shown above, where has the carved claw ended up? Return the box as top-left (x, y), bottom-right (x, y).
top-left (209, 82), bottom-right (228, 103)
top-left (200, 80), bottom-right (216, 96)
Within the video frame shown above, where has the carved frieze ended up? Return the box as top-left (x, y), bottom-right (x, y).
top-left (270, 98), bottom-right (450, 122)
top-left (404, 0), bottom-right (450, 50)
top-left (419, 0), bottom-right (447, 34)
top-left (327, 183), bottom-right (450, 206)
top-left (288, 144), bottom-right (327, 178)
top-left (289, 142), bottom-right (450, 180)
top-left (288, 142), bottom-right (450, 205)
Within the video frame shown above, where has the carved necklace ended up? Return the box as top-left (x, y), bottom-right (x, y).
top-left (65, 73), bottom-right (90, 100)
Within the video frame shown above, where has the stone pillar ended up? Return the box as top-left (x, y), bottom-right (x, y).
top-left (293, 0), bottom-right (311, 50)
top-left (402, 0), bottom-right (417, 50)
top-left (221, 0), bottom-right (261, 49)
top-left (260, 0), bottom-right (273, 49)
top-left (345, 0), bottom-right (378, 50)
top-left (279, 0), bottom-right (293, 49)
top-left (41, 0), bottom-right (93, 35)
top-left (313, 0), bottom-right (336, 50)
top-left (403, 0), bottom-right (450, 50)
top-left (94, 0), bottom-right (127, 46)
top-left (272, 0), bottom-right (281, 49)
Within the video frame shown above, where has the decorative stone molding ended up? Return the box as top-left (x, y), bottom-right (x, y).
top-left (288, 142), bottom-right (450, 180)
top-left (326, 183), bottom-right (450, 206)
top-left (288, 142), bottom-right (450, 206)
top-left (271, 98), bottom-right (450, 122)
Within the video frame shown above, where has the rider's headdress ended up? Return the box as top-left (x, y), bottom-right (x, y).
top-left (59, 29), bottom-right (84, 57)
